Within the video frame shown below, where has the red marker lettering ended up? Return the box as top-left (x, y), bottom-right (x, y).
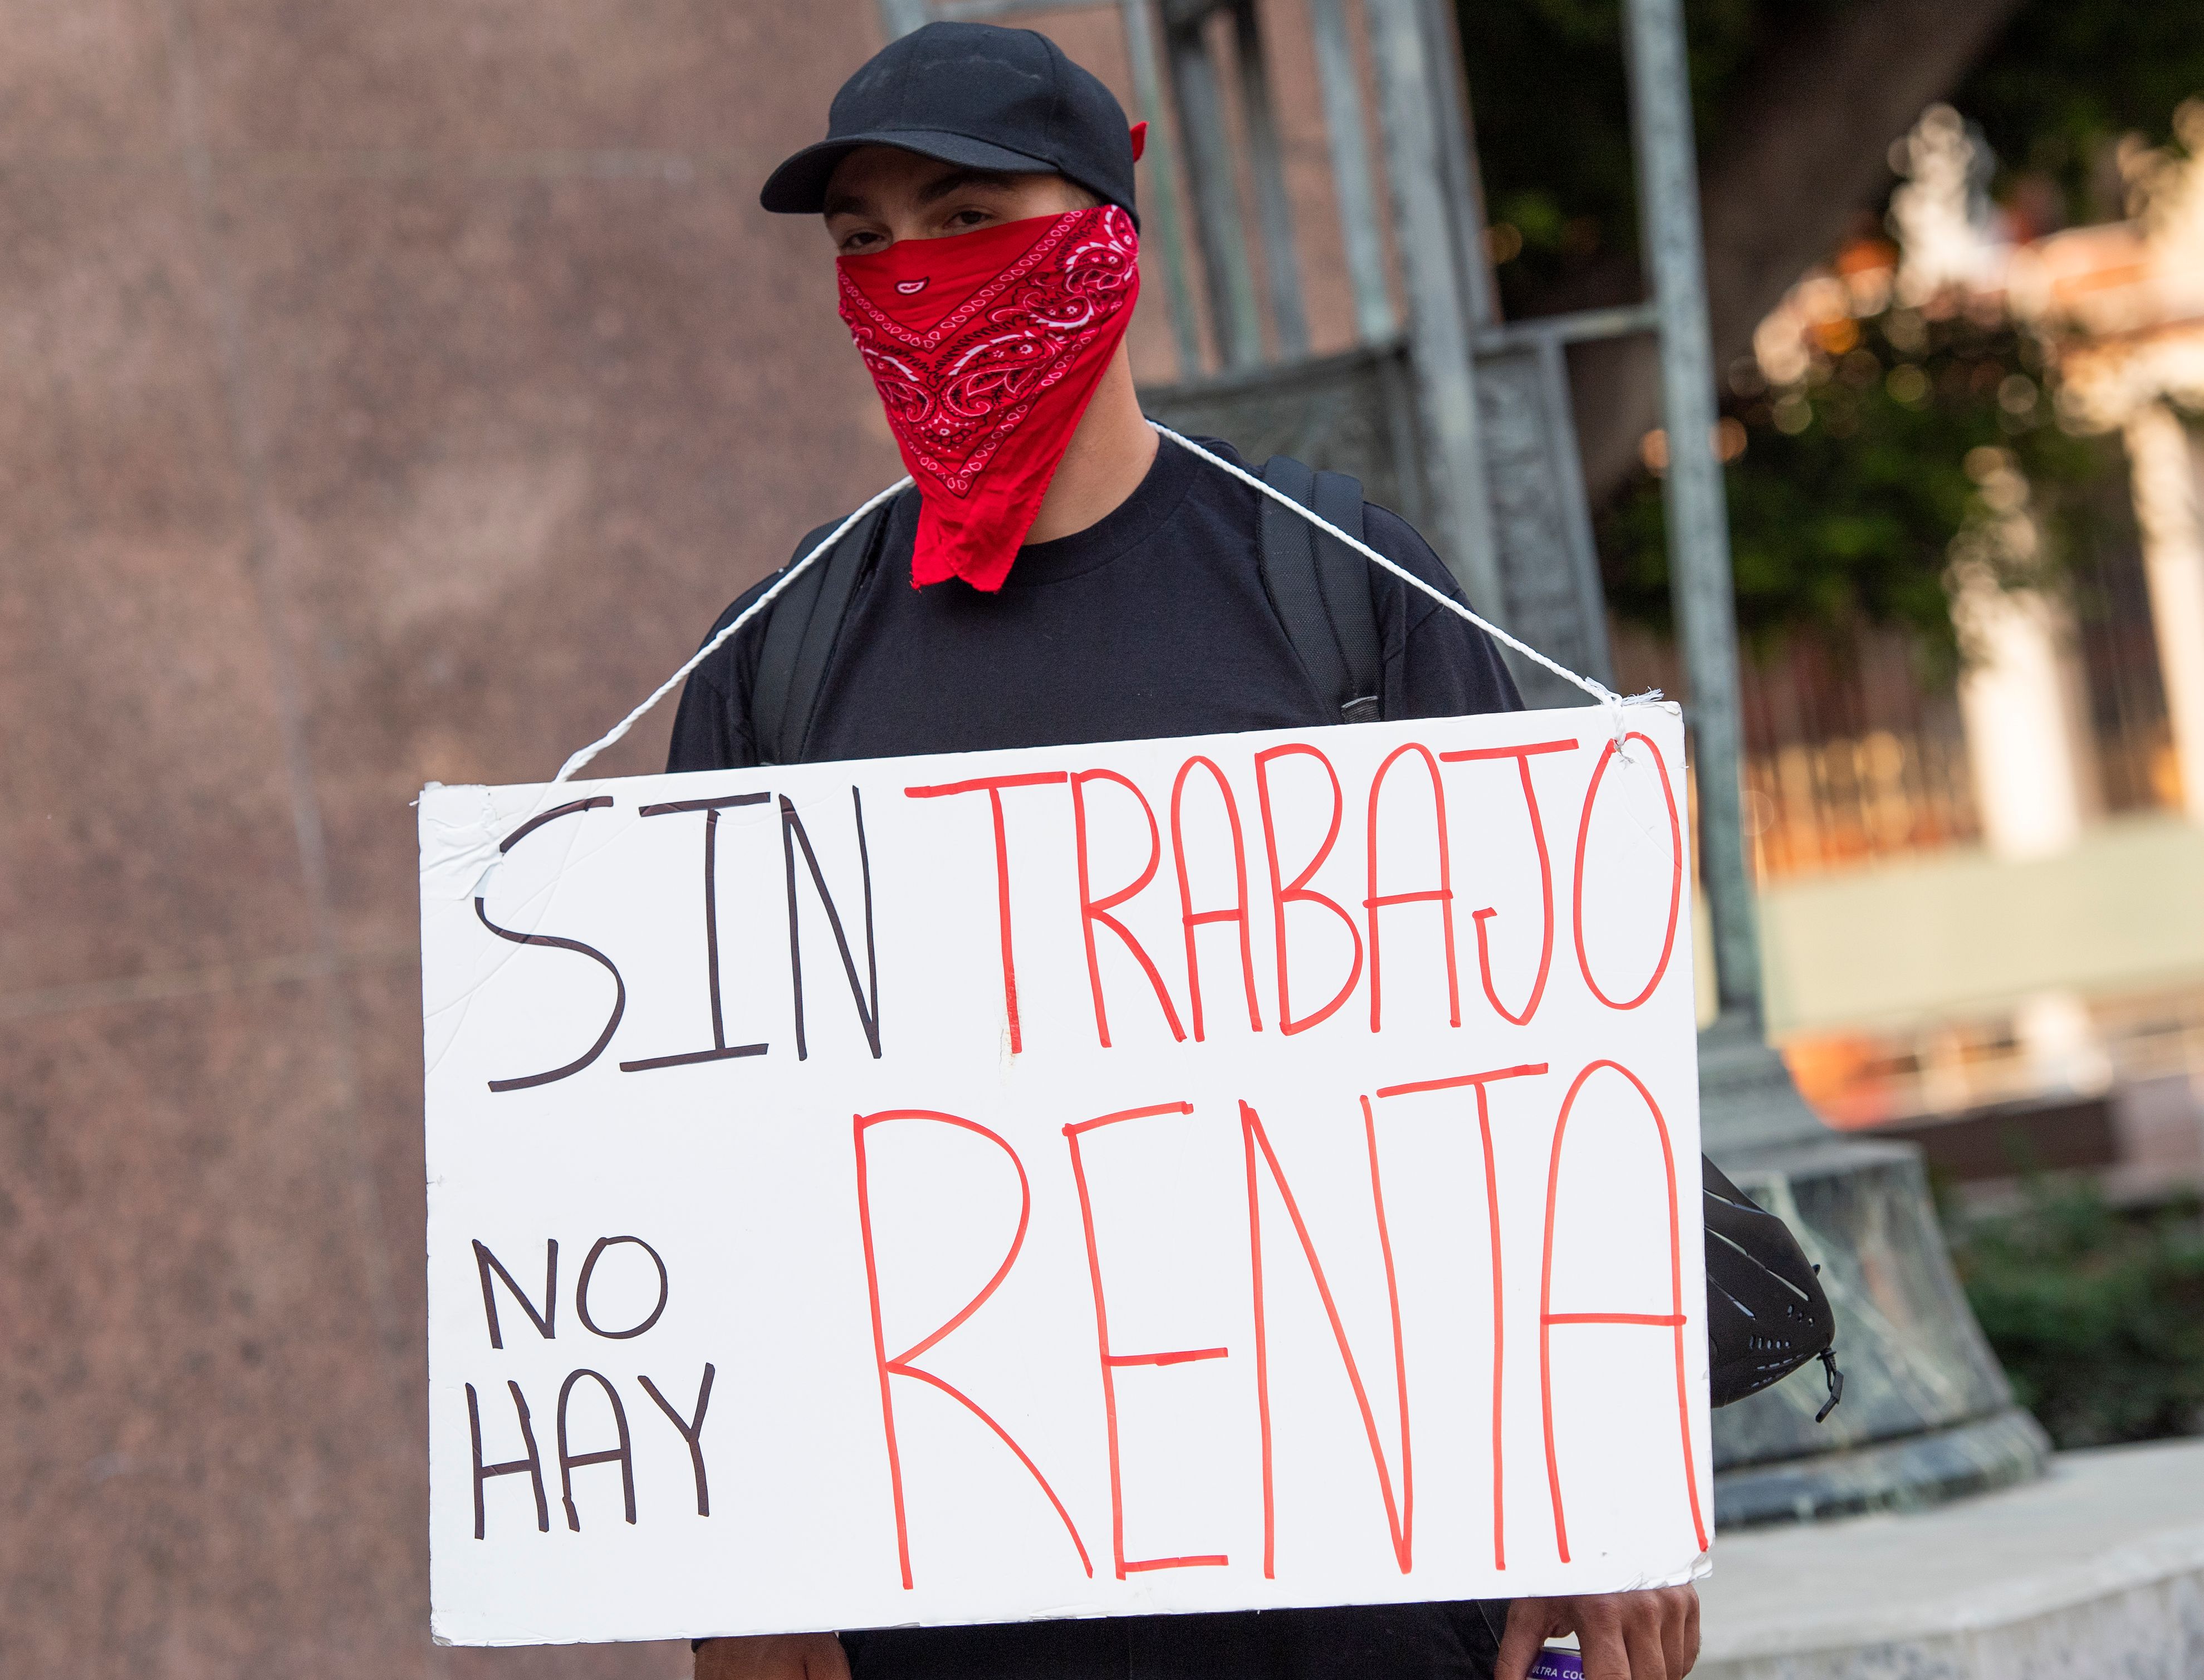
top-left (1536, 1061), bottom-right (1707, 1562)
top-left (1441, 738), bottom-right (1578, 1026)
top-left (852, 1109), bottom-right (1094, 1588)
top-left (1240, 1099), bottom-right (1412, 1577)
top-left (1570, 733), bottom-right (1683, 1012)
top-left (1071, 770), bottom-right (1189, 1049)
top-left (1170, 755), bottom-right (1263, 1040)
top-left (1064, 1101), bottom-right (1231, 1579)
top-left (903, 772), bottom-right (1069, 1054)
top-left (1255, 744), bottom-right (1363, 1036)
top-left (1364, 743), bottom-right (1459, 1033)
top-left (1375, 1063), bottom-right (1549, 1570)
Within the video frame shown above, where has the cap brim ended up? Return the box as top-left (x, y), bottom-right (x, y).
top-left (760, 129), bottom-right (1061, 215)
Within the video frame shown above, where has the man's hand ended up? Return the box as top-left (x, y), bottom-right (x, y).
top-left (693, 1634), bottom-right (851, 1680)
top-left (1495, 1588), bottom-right (1699, 1680)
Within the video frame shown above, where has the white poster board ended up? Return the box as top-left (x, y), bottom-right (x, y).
top-left (419, 705), bottom-right (1711, 1647)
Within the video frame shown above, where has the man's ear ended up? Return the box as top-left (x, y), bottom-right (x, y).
top-left (1129, 121), bottom-right (1148, 161)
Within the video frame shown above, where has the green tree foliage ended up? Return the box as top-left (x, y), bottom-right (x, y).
top-left (1962, 8), bottom-right (2204, 223)
top-left (1458, 0), bottom-right (2202, 645)
top-left (1597, 306), bottom-right (2117, 654)
top-left (1459, 0), bottom-right (1827, 317)
top-left (1459, 0), bottom-right (2204, 317)
top-left (1952, 1184), bottom-right (2204, 1448)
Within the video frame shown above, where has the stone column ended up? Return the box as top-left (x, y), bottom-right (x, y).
top-left (1949, 565), bottom-right (2101, 859)
top-left (2124, 401), bottom-right (2204, 824)
top-left (1947, 451), bottom-right (2102, 860)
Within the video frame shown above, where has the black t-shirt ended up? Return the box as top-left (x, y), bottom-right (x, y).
top-left (665, 435), bottom-right (1520, 771)
top-left (668, 434), bottom-right (1517, 1679)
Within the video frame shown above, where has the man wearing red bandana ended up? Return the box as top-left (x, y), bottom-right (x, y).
top-left (676, 22), bottom-right (1698, 1680)
top-left (839, 200), bottom-right (1142, 591)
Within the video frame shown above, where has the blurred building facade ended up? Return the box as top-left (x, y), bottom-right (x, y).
top-left (1720, 104), bottom-right (2204, 1202)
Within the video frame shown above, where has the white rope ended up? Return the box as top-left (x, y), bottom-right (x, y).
top-left (555, 423), bottom-right (1662, 782)
top-left (1149, 423), bottom-right (1661, 747)
top-left (552, 475), bottom-right (914, 783)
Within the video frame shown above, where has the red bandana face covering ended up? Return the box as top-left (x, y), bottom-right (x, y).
top-left (837, 205), bottom-right (1140, 591)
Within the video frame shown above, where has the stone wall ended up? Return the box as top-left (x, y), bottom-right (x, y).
top-left (0, 2), bottom-right (930, 1672)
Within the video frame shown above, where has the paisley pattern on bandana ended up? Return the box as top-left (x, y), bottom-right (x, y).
top-left (838, 207), bottom-right (1138, 501)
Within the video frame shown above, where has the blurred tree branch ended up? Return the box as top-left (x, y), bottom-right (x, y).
top-left (1547, 0), bottom-right (2025, 502)
top-left (1459, 0), bottom-right (2204, 647)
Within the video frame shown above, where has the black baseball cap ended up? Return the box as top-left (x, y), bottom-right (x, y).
top-left (761, 22), bottom-right (1139, 226)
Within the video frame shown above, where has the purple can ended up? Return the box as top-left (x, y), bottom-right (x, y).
top-left (1527, 1650), bottom-right (1583, 1680)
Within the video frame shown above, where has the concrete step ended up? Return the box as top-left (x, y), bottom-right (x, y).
top-left (1697, 1438), bottom-right (2204, 1678)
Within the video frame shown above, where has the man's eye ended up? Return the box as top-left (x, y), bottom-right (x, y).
top-left (840, 231), bottom-right (883, 253)
top-left (947, 208), bottom-right (992, 228)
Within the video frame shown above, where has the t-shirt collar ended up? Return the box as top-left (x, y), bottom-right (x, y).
top-left (993, 425), bottom-right (1209, 588)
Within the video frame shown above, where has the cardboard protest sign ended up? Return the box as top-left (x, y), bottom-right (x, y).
top-left (418, 705), bottom-right (1711, 1647)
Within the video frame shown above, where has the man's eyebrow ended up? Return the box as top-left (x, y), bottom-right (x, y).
top-left (916, 168), bottom-right (1019, 205)
top-left (824, 166), bottom-right (1020, 221)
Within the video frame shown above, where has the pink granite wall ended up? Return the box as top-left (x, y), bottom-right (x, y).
top-left (1, 1), bottom-right (903, 1673)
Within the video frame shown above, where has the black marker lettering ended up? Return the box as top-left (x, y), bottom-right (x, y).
top-left (780, 789), bottom-right (881, 1060)
top-left (472, 1238), bottom-right (557, 1348)
top-left (556, 1368), bottom-right (636, 1530)
top-left (639, 1363), bottom-right (716, 1517)
top-left (623, 794), bottom-right (772, 1072)
top-left (575, 1235), bottom-right (669, 1339)
top-left (468, 1379), bottom-right (550, 1539)
top-left (478, 796), bottom-right (624, 1093)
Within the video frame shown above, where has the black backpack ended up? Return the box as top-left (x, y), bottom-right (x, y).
top-left (750, 455), bottom-right (1839, 1414)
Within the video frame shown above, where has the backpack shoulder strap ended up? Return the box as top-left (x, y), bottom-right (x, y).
top-left (1257, 455), bottom-right (1384, 724)
top-left (751, 496), bottom-right (900, 765)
